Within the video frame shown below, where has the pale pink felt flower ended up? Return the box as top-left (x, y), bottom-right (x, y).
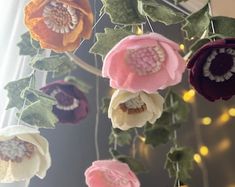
top-left (102, 33), bottom-right (186, 93)
top-left (85, 160), bottom-right (140, 187)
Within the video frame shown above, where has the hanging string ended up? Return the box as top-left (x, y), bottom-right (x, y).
top-left (17, 70), bottom-right (36, 126)
top-left (170, 94), bottom-right (181, 187)
top-left (191, 98), bottom-right (210, 187)
top-left (73, 13), bottom-right (105, 54)
top-left (93, 0), bottom-right (100, 160)
top-left (145, 16), bottom-right (155, 33)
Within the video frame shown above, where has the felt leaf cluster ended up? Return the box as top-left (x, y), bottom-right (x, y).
top-left (165, 147), bottom-right (194, 182)
top-left (144, 91), bottom-right (189, 147)
top-left (109, 128), bottom-right (132, 147)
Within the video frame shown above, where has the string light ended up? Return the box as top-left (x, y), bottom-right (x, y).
top-left (228, 108), bottom-right (235, 117)
top-left (217, 138), bottom-right (231, 153)
top-left (139, 136), bottom-right (146, 142)
top-left (201, 117), bottom-right (212, 126)
top-left (218, 112), bottom-right (230, 125)
top-left (182, 89), bottom-right (196, 103)
top-left (199, 146), bottom-right (209, 156)
top-left (179, 44), bottom-right (185, 51)
top-left (193, 153), bottom-right (202, 164)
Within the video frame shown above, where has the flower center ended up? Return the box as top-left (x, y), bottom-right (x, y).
top-left (119, 96), bottom-right (147, 114)
top-left (43, 1), bottom-right (78, 33)
top-left (126, 44), bottom-right (165, 76)
top-left (50, 88), bottom-right (80, 111)
top-left (203, 48), bottom-right (235, 82)
top-left (103, 169), bottom-right (129, 186)
top-left (0, 137), bottom-right (35, 163)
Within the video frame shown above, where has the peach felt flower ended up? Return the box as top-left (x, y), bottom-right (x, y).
top-left (102, 33), bottom-right (186, 93)
top-left (0, 125), bottom-right (51, 183)
top-left (85, 160), bottom-right (140, 187)
top-left (24, 0), bottom-right (93, 52)
top-left (108, 90), bottom-right (164, 131)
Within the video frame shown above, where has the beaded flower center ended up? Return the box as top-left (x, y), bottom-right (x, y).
top-left (50, 88), bottom-right (80, 111)
top-left (126, 45), bottom-right (166, 76)
top-left (43, 1), bottom-right (78, 33)
top-left (103, 169), bottom-right (129, 186)
top-left (119, 96), bottom-right (147, 114)
top-left (0, 137), bottom-right (35, 163)
top-left (203, 48), bottom-right (235, 82)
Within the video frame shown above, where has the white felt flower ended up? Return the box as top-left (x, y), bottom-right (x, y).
top-left (0, 125), bottom-right (51, 183)
top-left (108, 90), bottom-right (164, 130)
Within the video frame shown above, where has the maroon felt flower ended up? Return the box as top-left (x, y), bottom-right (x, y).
top-left (188, 38), bottom-right (235, 101)
top-left (41, 80), bottom-right (88, 124)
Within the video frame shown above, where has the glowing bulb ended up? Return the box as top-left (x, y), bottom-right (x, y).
top-left (193, 153), bottom-right (202, 164)
top-left (200, 146), bottom-right (209, 156)
top-left (180, 44), bottom-right (185, 51)
top-left (201, 117), bottom-right (212, 126)
top-left (182, 89), bottom-right (196, 103)
top-left (228, 108), bottom-right (235, 117)
top-left (219, 113), bottom-right (230, 124)
top-left (139, 136), bottom-right (146, 142)
top-left (217, 138), bottom-right (231, 152)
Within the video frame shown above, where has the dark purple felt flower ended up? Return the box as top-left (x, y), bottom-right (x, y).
top-left (188, 38), bottom-right (235, 101)
top-left (41, 80), bottom-right (88, 124)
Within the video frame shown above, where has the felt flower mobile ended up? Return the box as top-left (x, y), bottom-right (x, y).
top-left (108, 90), bottom-right (164, 131)
top-left (0, 125), bottom-right (51, 183)
top-left (85, 160), bottom-right (140, 187)
top-left (41, 80), bottom-right (88, 124)
top-left (24, 0), bottom-right (93, 52)
top-left (102, 33), bottom-right (186, 93)
top-left (188, 38), bottom-right (235, 101)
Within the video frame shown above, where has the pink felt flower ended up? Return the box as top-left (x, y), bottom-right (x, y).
top-left (85, 160), bottom-right (140, 187)
top-left (102, 33), bottom-right (186, 93)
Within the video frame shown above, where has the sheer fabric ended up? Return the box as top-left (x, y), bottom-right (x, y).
top-left (0, 1), bottom-right (47, 186)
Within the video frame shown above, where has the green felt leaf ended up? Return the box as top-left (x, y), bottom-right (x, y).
top-left (165, 91), bottom-right (189, 124)
top-left (100, 97), bottom-right (111, 113)
top-left (31, 55), bottom-right (64, 71)
top-left (165, 147), bottom-right (194, 182)
top-left (138, 0), bottom-right (185, 25)
top-left (17, 32), bottom-right (41, 57)
top-left (109, 149), bottom-right (147, 173)
top-left (211, 16), bottom-right (235, 37)
top-left (52, 55), bottom-right (78, 78)
top-left (182, 3), bottom-right (210, 39)
top-left (109, 128), bottom-right (132, 147)
top-left (19, 100), bottom-right (58, 129)
top-left (90, 28), bottom-right (132, 58)
top-left (64, 76), bottom-right (92, 94)
top-left (144, 125), bottom-right (171, 147)
top-left (22, 88), bottom-right (56, 105)
top-left (118, 156), bottom-right (147, 174)
top-left (101, 0), bottom-right (144, 25)
top-left (190, 38), bottom-right (211, 53)
top-left (4, 75), bottom-right (35, 110)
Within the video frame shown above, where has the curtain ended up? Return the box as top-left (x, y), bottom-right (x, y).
top-left (0, 1), bottom-right (47, 186)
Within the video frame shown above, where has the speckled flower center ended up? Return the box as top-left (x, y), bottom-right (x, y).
top-left (103, 169), bottom-right (129, 186)
top-left (119, 96), bottom-right (147, 114)
top-left (0, 137), bottom-right (35, 163)
top-left (43, 1), bottom-right (78, 33)
top-left (203, 48), bottom-right (235, 82)
top-left (50, 88), bottom-right (80, 111)
top-left (126, 45), bottom-right (166, 76)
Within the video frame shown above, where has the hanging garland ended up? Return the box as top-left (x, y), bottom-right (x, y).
top-left (0, 0), bottom-right (235, 186)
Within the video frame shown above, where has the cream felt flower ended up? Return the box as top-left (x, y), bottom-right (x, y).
top-left (108, 90), bottom-right (164, 131)
top-left (0, 125), bottom-right (51, 183)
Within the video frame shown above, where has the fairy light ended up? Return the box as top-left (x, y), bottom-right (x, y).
top-left (228, 108), bottom-right (235, 117)
top-left (179, 44), bottom-right (185, 51)
top-left (217, 138), bottom-right (231, 152)
top-left (201, 117), bottom-right (212, 126)
top-left (136, 26), bottom-right (143, 35)
top-left (219, 112), bottom-right (230, 124)
top-left (193, 153), bottom-right (202, 164)
top-left (139, 136), bottom-right (146, 142)
top-left (182, 89), bottom-right (196, 103)
top-left (199, 146), bottom-right (209, 156)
